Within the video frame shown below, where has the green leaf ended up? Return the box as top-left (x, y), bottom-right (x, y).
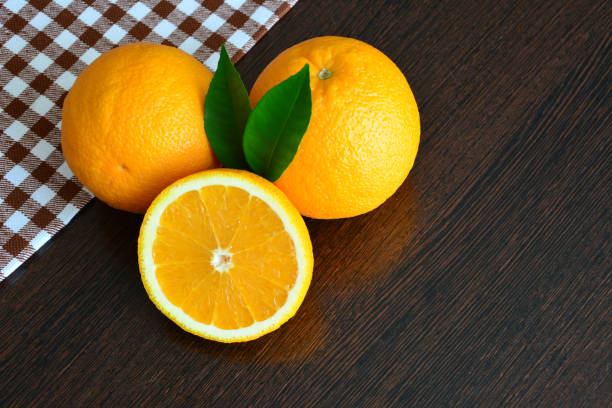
top-left (243, 64), bottom-right (312, 182)
top-left (204, 45), bottom-right (251, 169)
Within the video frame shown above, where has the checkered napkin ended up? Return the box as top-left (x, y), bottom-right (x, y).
top-left (0, 0), bottom-right (297, 280)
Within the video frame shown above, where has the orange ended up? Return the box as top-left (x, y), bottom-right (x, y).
top-left (61, 42), bottom-right (217, 214)
top-left (138, 169), bottom-right (313, 342)
top-left (250, 36), bottom-right (420, 219)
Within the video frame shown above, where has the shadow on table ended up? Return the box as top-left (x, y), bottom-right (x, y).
top-left (305, 178), bottom-right (420, 287)
top-left (163, 294), bottom-right (328, 364)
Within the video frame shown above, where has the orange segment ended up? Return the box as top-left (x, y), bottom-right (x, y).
top-left (138, 169), bottom-right (313, 342)
top-left (230, 195), bottom-right (288, 249)
top-left (232, 234), bottom-right (298, 290)
top-left (230, 266), bottom-right (290, 321)
top-left (212, 273), bottom-right (254, 330)
top-left (155, 190), bottom-right (218, 255)
top-left (199, 185), bottom-right (251, 247)
top-left (182, 269), bottom-right (219, 325)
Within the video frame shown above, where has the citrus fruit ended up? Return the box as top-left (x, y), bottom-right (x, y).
top-left (62, 42), bottom-right (217, 214)
top-left (138, 169), bottom-right (313, 342)
top-left (250, 36), bottom-right (420, 219)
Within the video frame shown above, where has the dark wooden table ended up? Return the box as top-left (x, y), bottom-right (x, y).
top-left (2, 1), bottom-right (610, 406)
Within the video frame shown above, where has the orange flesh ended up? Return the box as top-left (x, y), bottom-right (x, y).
top-left (152, 186), bottom-right (298, 330)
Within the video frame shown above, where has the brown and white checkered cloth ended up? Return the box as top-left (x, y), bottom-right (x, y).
top-left (0, 0), bottom-right (297, 280)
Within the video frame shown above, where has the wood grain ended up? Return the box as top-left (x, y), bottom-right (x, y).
top-left (1, 1), bottom-right (610, 406)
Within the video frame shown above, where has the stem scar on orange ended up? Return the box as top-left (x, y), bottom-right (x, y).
top-left (250, 36), bottom-right (421, 219)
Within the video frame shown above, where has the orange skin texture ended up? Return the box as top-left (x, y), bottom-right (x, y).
top-left (250, 36), bottom-right (420, 219)
top-left (61, 43), bottom-right (217, 214)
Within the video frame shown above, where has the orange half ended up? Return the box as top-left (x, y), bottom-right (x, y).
top-left (138, 169), bottom-right (313, 342)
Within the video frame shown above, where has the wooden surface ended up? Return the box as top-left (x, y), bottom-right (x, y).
top-left (1, 1), bottom-right (610, 406)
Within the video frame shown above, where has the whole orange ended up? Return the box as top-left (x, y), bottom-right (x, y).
top-left (62, 43), bottom-right (217, 214)
top-left (250, 36), bottom-right (420, 219)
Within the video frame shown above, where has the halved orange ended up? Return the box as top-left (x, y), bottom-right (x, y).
top-left (138, 169), bottom-right (313, 342)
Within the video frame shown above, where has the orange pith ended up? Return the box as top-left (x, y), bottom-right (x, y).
top-left (152, 185), bottom-right (298, 330)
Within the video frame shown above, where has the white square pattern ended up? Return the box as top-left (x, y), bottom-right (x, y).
top-left (251, 6), bottom-right (274, 25)
top-left (31, 95), bottom-right (54, 116)
top-left (5, 121), bottom-right (28, 141)
top-left (30, 12), bottom-right (52, 30)
top-left (57, 162), bottom-right (74, 179)
top-left (56, 71), bottom-right (77, 90)
top-left (5, 211), bottom-right (29, 233)
top-left (127, 2), bottom-right (151, 20)
top-left (4, 35), bottom-right (27, 54)
top-left (31, 185), bottom-right (55, 206)
top-left (54, 30), bottom-right (78, 49)
top-left (226, 0), bottom-right (247, 9)
top-left (31, 139), bottom-right (54, 161)
top-left (57, 203), bottom-right (79, 224)
top-left (29, 54), bottom-right (53, 72)
top-left (205, 52), bottom-right (220, 71)
top-left (4, 165), bottom-right (29, 186)
top-left (4, 77), bottom-right (28, 97)
top-left (179, 37), bottom-right (202, 54)
top-left (79, 48), bottom-right (101, 65)
top-left (4, 0), bottom-right (26, 14)
top-left (153, 20), bottom-right (176, 38)
top-left (177, 0), bottom-right (199, 15)
top-left (78, 7), bottom-right (102, 25)
top-left (203, 14), bottom-right (224, 32)
top-left (104, 25), bottom-right (127, 44)
top-left (228, 30), bottom-right (250, 49)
